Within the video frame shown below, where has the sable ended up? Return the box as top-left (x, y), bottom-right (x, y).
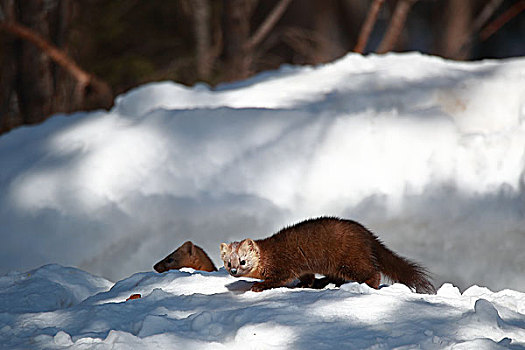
top-left (220, 217), bottom-right (435, 293)
top-left (154, 241), bottom-right (217, 273)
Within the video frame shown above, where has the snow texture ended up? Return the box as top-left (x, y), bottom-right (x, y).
top-left (1, 264), bottom-right (525, 349)
top-left (1, 51), bottom-right (525, 348)
top-left (1, 53), bottom-right (524, 293)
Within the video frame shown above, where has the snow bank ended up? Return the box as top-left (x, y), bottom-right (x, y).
top-left (1, 52), bottom-right (525, 292)
top-left (0, 264), bottom-right (112, 313)
top-left (1, 265), bottom-right (525, 349)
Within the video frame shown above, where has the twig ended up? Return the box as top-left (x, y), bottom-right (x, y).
top-left (282, 27), bottom-right (325, 59)
top-left (376, 0), bottom-right (418, 54)
top-left (471, 0), bottom-right (505, 34)
top-left (0, 21), bottom-right (90, 84)
top-left (0, 20), bottom-right (112, 105)
top-left (455, 0), bottom-right (504, 57)
top-left (354, 0), bottom-right (385, 54)
top-left (244, 0), bottom-right (293, 51)
top-left (480, 0), bottom-right (525, 41)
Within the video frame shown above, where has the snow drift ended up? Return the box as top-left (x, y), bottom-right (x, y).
top-left (1, 52), bottom-right (525, 293)
top-left (1, 264), bottom-right (524, 349)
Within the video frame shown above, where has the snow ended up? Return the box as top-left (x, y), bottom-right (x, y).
top-left (1, 264), bottom-right (525, 349)
top-left (1, 52), bottom-right (525, 348)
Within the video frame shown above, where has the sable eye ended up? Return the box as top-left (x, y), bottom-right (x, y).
top-left (228, 262), bottom-right (231, 268)
top-left (240, 260), bottom-right (246, 265)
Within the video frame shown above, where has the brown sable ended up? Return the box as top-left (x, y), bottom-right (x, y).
top-left (220, 217), bottom-right (435, 293)
top-left (154, 241), bottom-right (217, 273)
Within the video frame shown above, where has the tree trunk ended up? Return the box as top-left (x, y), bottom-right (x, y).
top-left (192, 0), bottom-right (212, 81)
top-left (354, 0), bottom-right (385, 54)
top-left (0, 0), bottom-right (112, 134)
top-left (376, 0), bottom-right (418, 54)
top-left (438, 0), bottom-right (473, 60)
top-left (452, 0), bottom-right (504, 59)
top-left (50, 0), bottom-right (77, 113)
top-left (0, 0), bottom-right (19, 132)
top-left (16, 0), bottom-right (54, 124)
top-left (311, 0), bottom-right (345, 63)
top-left (222, 0), bottom-right (257, 81)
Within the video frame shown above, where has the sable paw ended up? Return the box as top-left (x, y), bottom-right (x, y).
top-left (251, 282), bottom-right (267, 292)
top-left (251, 280), bottom-right (284, 292)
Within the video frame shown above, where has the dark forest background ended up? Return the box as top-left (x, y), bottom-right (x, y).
top-left (0, 0), bottom-right (524, 134)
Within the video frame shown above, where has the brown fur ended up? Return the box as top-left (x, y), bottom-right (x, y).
top-left (154, 241), bottom-right (217, 273)
top-left (220, 217), bottom-right (435, 293)
top-left (126, 293), bottom-right (141, 301)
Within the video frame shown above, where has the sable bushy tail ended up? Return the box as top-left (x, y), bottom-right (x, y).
top-left (373, 239), bottom-right (436, 294)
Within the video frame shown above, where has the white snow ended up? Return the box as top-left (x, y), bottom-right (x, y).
top-left (1, 52), bottom-right (525, 348)
top-left (1, 264), bottom-right (525, 349)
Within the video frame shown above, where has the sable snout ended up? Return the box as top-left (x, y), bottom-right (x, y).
top-left (154, 241), bottom-right (218, 273)
top-left (153, 261), bottom-right (167, 273)
top-left (154, 257), bottom-right (176, 272)
top-left (229, 268), bottom-right (238, 276)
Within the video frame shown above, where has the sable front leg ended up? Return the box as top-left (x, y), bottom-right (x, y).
top-left (251, 279), bottom-right (288, 292)
top-left (295, 274), bottom-right (316, 288)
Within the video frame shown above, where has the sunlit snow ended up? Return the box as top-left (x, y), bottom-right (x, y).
top-left (1, 264), bottom-right (525, 348)
top-left (1, 52), bottom-right (525, 348)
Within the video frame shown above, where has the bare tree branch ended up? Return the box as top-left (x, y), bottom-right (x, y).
top-left (454, 0), bottom-right (504, 57)
top-left (244, 0), bottom-right (293, 51)
top-left (282, 27), bottom-right (321, 60)
top-left (471, 0), bottom-right (505, 34)
top-left (376, 0), bottom-right (418, 54)
top-left (0, 20), bottom-right (112, 107)
top-left (191, 0), bottom-right (212, 80)
top-left (480, 0), bottom-right (525, 41)
top-left (1, 21), bottom-right (87, 84)
top-left (354, 0), bottom-right (385, 54)
top-left (222, 0), bottom-right (257, 80)
top-left (439, 0), bottom-right (473, 60)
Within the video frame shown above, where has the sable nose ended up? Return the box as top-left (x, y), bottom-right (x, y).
top-left (230, 268), bottom-right (237, 275)
top-left (153, 263), bottom-right (164, 273)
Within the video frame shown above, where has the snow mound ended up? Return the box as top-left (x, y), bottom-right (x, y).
top-left (0, 52), bottom-right (525, 293)
top-left (1, 265), bottom-right (525, 349)
top-left (0, 264), bottom-right (112, 313)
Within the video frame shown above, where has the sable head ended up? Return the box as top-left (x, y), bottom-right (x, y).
top-left (154, 241), bottom-right (195, 273)
top-left (220, 239), bottom-right (259, 277)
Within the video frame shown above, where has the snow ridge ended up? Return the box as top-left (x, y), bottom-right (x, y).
top-left (1, 53), bottom-right (524, 295)
top-left (1, 265), bottom-right (524, 349)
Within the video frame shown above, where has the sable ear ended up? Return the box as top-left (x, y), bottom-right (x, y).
top-left (220, 243), bottom-right (229, 260)
top-left (240, 239), bottom-right (256, 251)
top-left (182, 241), bottom-right (194, 255)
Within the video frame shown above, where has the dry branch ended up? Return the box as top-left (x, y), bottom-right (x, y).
top-left (480, 0), bottom-right (525, 41)
top-left (454, 0), bottom-right (504, 57)
top-left (376, 0), bottom-right (418, 54)
top-left (282, 27), bottom-right (324, 60)
top-left (471, 0), bottom-right (505, 34)
top-left (354, 0), bottom-right (385, 54)
top-left (0, 20), bottom-right (112, 107)
top-left (244, 0), bottom-right (293, 51)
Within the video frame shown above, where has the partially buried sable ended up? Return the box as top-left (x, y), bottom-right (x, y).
top-left (154, 241), bottom-right (217, 273)
top-left (220, 217), bottom-right (435, 293)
